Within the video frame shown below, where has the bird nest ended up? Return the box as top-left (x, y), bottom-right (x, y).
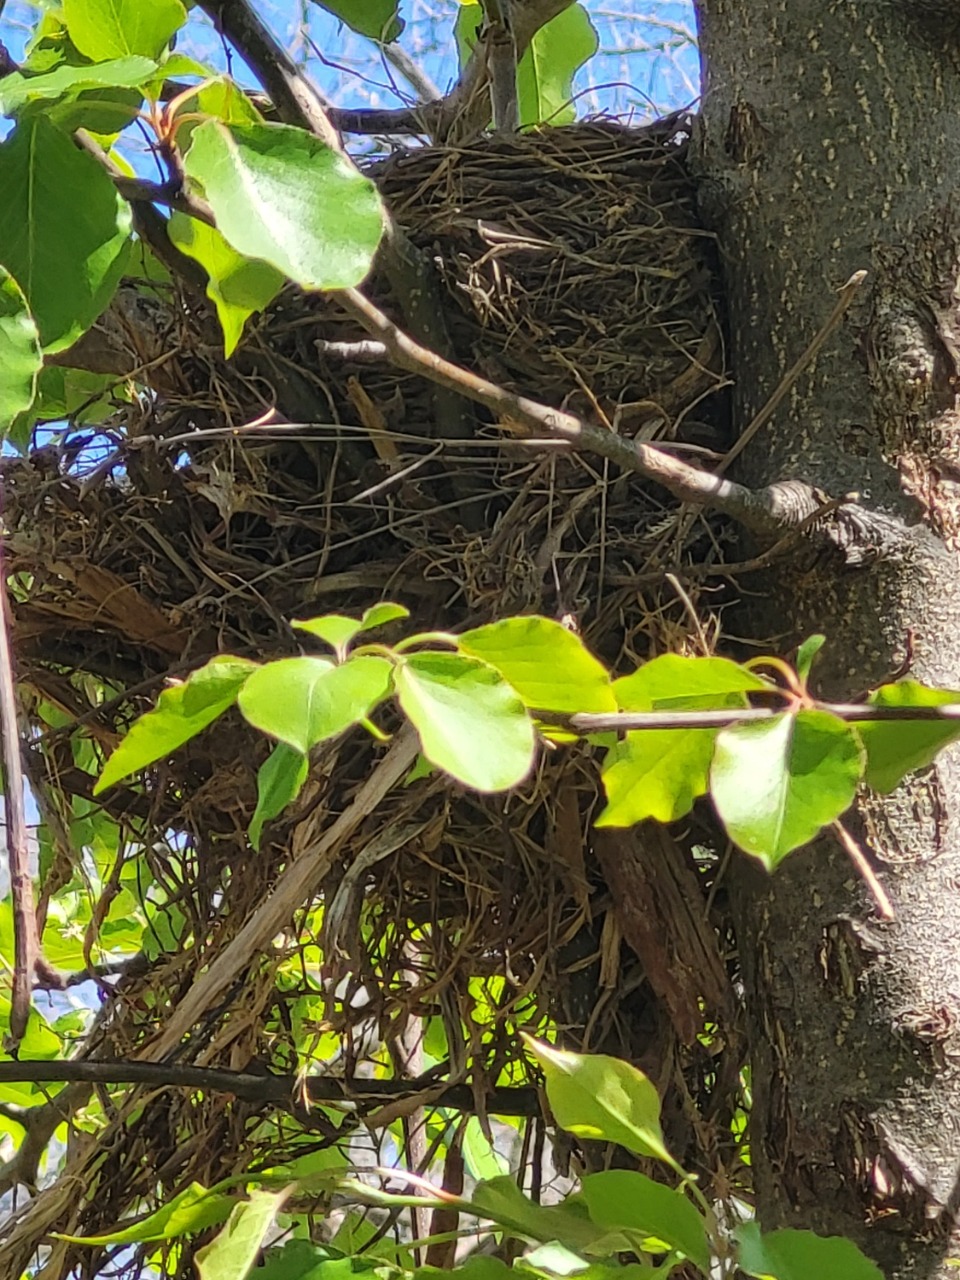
top-left (2, 119), bottom-right (741, 1270)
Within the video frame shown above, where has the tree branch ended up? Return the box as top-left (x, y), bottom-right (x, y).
top-left (565, 702), bottom-right (960, 733)
top-left (0, 1060), bottom-right (540, 1117)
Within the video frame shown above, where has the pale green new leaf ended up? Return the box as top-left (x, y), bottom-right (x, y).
top-left (525, 1038), bottom-right (678, 1170)
top-left (0, 56), bottom-right (156, 115)
top-left (168, 213), bottom-right (284, 357)
top-left (0, 117), bottom-right (131, 352)
top-left (313, 0), bottom-right (403, 41)
top-left (292, 602), bottom-right (408, 656)
top-left (238, 654), bottom-right (392, 753)
top-left (63, 0), bottom-right (187, 60)
top-left (579, 1170), bottom-right (710, 1272)
top-left (196, 1189), bottom-right (290, 1280)
top-left (856, 679), bottom-right (960, 793)
top-left (0, 268), bottom-right (41, 443)
top-left (735, 1222), bottom-right (883, 1280)
top-left (249, 743), bottom-right (309, 850)
top-left (711, 710), bottom-right (864, 870)
top-left (183, 120), bottom-right (384, 290)
top-left (395, 652), bottom-right (535, 791)
top-left (54, 1182), bottom-right (234, 1245)
top-left (459, 615), bottom-right (616, 713)
top-left (95, 657), bottom-right (258, 793)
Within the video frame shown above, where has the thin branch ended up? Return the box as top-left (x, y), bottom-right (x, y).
top-left (719, 270), bottom-right (867, 473)
top-left (0, 1060), bottom-right (540, 1117)
top-left (833, 821), bottom-right (894, 921)
top-left (566, 702), bottom-right (960, 733)
top-left (0, 481), bottom-right (37, 1049)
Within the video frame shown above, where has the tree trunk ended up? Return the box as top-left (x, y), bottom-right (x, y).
top-left (694, 3), bottom-right (960, 1275)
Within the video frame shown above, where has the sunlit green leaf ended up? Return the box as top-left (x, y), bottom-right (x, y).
top-left (462, 1116), bottom-right (509, 1181)
top-left (196, 1189), bottom-right (289, 1280)
top-left (0, 268), bottom-right (41, 446)
top-left (313, 0), bottom-right (403, 41)
top-left (459, 616), bottom-right (615, 713)
top-left (0, 56), bottom-right (156, 115)
top-left (293, 603), bottom-right (408, 657)
top-left (0, 116), bottom-right (131, 352)
top-left (597, 728), bottom-right (716, 825)
top-left (395, 652), bottom-right (535, 791)
top-left (856, 680), bottom-right (960, 793)
top-left (711, 710), bottom-right (863, 869)
top-left (735, 1222), bottom-right (883, 1280)
top-left (55, 1182), bottom-right (234, 1245)
top-left (183, 120), bottom-right (384, 290)
top-left (62, 0), bottom-right (187, 60)
top-left (795, 635), bottom-right (826, 684)
top-left (168, 212), bottom-right (284, 357)
top-left (95, 656), bottom-right (258, 793)
top-left (525, 1039), bottom-right (678, 1170)
top-left (579, 1171), bottom-right (710, 1272)
top-left (249, 743), bottom-right (309, 850)
top-left (613, 654), bottom-right (771, 711)
top-left (238, 654), bottom-right (392, 753)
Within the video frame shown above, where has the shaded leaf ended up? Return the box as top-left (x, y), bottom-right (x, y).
top-left (196, 1189), bottom-right (289, 1280)
top-left (313, 0), bottom-right (403, 41)
top-left (711, 710), bottom-right (864, 869)
top-left (734, 1222), bottom-right (883, 1280)
top-left (259, 1240), bottom-right (390, 1280)
top-left (580, 1170), bottom-right (710, 1272)
top-left (856, 680), bottom-right (960, 793)
top-left (0, 268), bottom-right (41, 445)
top-left (526, 1039), bottom-right (678, 1169)
top-left (63, 0), bottom-right (187, 60)
top-left (183, 120), bottom-right (384, 290)
top-left (168, 212), bottom-right (284, 357)
top-left (95, 657), bottom-right (257, 792)
top-left (459, 616), bottom-right (616, 713)
top-left (470, 1176), bottom-right (602, 1252)
top-left (238, 654), bottom-right (392, 753)
top-left (395, 652), bottom-right (535, 791)
top-left (517, 4), bottom-right (599, 127)
top-left (249, 743), bottom-right (309, 850)
top-left (55, 1182), bottom-right (234, 1245)
top-left (0, 116), bottom-right (131, 351)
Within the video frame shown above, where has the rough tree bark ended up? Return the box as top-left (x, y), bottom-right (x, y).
top-left (694, 3), bottom-right (960, 1275)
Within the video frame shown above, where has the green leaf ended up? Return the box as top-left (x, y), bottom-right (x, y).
top-left (258, 1240), bottom-right (383, 1280)
top-left (462, 1116), bottom-right (509, 1181)
top-left (597, 728), bottom-right (716, 825)
top-left (395, 651), bottom-right (535, 791)
top-left (734, 1222), bottom-right (883, 1280)
top-left (55, 1182), bottom-right (234, 1245)
top-left (293, 602), bottom-right (408, 656)
top-left (579, 1171), bottom-right (710, 1272)
top-left (167, 212), bottom-right (284, 357)
top-left (470, 1176), bottom-right (602, 1252)
top-left (0, 56), bottom-right (156, 116)
top-left (182, 120), bottom-right (385, 291)
top-left (0, 268), bottom-right (41, 444)
top-left (856, 680), bottom-right (960, 793)
top-left (313, 0), bottom-right (403, 41)
top-left (416, 1261), bottom-right (514, 1280)
top-left (63, 0), bottom-right (187, 60)
top-left (458, 616), bottom-right (616, 713)
top-left (196, 1189), bottom-right (289, 1280)
top-left (238, 654), bottom-right (393, 753)
top-left (0, 116), bottom-right (131, 352)
top-left (711, 710), bottom-right (864, 869)
top-left (517, 4), bottom-right (599, 127)
top-left (525, 1039), bottom-right (678, 1169)
top-left (795, 634), bottom-right (826, 683)
top-left (95, 656), bottom-right (257, 793)
top-left (613, 654), bottom-right (771, 711)
top-left (249, 743), bottom-right (309, 850)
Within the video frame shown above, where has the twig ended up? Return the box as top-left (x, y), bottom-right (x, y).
top-left (483, 0), bottom-right (520, 132)
top-left (719, 270), bottom-right (867, 473)
top-left (833, 820), bottom-right (894, 920)
top-left (566, 702), bottom-right (960, 733)
top-left (0, 480), bottom-right (37, 1049)
top-left (0, 1058), bottom-right (540, 1116)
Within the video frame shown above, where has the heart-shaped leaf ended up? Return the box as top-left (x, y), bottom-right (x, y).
top-left (238, 655), bottom-right (392, 753)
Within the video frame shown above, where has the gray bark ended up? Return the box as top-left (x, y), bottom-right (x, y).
top-left (693, 2), bottom-right (960, 1275)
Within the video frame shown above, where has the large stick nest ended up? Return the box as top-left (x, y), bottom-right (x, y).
top-left (2, 119), bottom-right (743, 1274)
